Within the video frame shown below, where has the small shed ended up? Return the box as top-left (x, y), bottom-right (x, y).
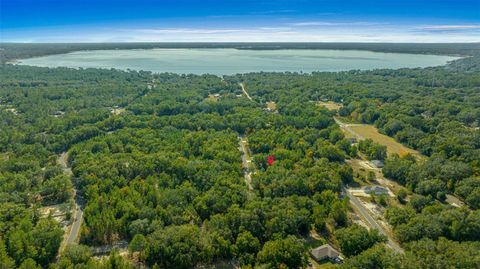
top-left (310, 244), bottom-right (343, 263)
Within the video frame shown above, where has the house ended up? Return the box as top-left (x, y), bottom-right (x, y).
top-left (310, 244), bottom-right (343, 263)
top-left (5, 108), bottom-right (18, 115)
top-left (111, 107), bottom-right (126, 115)
top-left (364, 185), bottom-right (389, 195)
top-left (53, 111), bottom-right (65, 118)
top-left (370, 160), bottom-right (384, 168)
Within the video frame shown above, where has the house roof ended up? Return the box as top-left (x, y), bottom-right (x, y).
top-left (364, 185), bottom-right (388, 193)
top-left (311, 244), bottom-right (340, 260)
top-left (371, 160), bottom-right (384, 166)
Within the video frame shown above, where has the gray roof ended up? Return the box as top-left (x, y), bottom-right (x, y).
top-left (371, 160), bottom-right (384, 167)
top-left (311, 244), bottom-right (340, 260)
top-left (364, 185), bottom-right (388, 193)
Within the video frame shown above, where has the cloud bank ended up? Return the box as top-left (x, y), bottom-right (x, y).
top-left (2, 23), bottom-right (479, 43)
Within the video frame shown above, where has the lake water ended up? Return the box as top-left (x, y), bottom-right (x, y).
top-left (18, 49), bottom-right (459, 75)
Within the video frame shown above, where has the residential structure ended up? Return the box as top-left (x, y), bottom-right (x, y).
top-left (310, 244), bottom-right (343, 263)
top-left (370, 160), bottom-right (384, 168)
top-left (364, 185), bottom-right (389, 195)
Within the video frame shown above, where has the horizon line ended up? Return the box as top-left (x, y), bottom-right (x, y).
top-left (2, 41), bottom-right (480, 44)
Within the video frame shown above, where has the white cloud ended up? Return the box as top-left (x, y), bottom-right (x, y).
top-left (127, 27), bottom-right (297, 37)
top-left (417, 25), bottom-right (480, 31)
top-left (101, 27), bottom-right (480, 43)
top-left (289, 21), bottom-right (389, 27)
top-left (3, 23), bottom-right (480, 43)
top-left (135, 28), bottom-right (246, 34)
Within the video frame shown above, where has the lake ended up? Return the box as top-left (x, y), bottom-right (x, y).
top-left (18, 49), bottom-right (459, 75)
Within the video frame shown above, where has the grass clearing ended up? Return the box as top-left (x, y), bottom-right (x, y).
top-left (317, 101), bottom-right (343, 111)
top-left (348, 124), bottom-right (424, 159)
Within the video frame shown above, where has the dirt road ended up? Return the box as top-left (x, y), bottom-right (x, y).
top-left (239, 83), bottom-right (253, 101)
top-left (238, 135), bottom-right (254, 190)
top-left (334, 117), bottom-right (364, 140)
top-left (58, 152), bottom-right (83, 251)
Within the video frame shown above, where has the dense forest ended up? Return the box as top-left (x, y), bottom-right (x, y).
top-left (0, 44), bottom-right (479, 268)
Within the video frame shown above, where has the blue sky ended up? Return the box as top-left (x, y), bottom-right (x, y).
top-left (1, 0), bottom-right (479, 42)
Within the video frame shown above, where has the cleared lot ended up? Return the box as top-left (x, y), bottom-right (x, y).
top-left (348, 124), bottom-right (423, 159)
top-left (317, 101), bottom-right (343, 111)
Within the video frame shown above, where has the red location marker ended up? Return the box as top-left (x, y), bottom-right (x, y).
top-left (267, 155), bottom-right (275, 166)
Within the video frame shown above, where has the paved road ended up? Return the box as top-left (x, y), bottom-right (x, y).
top-left (343, 187), bottom-right (404, 253)
top-left (59, 152), bottom-right (83, 249)
top-left (239, 83), bottom-right (253, 101)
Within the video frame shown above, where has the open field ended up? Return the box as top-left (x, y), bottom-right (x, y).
top-left (347, 124), bottom-right (424, 159)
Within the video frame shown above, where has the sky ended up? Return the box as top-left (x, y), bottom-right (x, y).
top-left (0, 0), bottom-right (479, 42)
